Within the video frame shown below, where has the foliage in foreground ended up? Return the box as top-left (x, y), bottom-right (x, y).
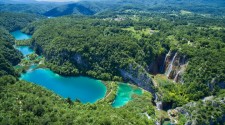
top-left (0, 76), bottom-right (155, 125)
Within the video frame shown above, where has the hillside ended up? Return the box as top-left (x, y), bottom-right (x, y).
top-left (0, 12), bottom-right (42, 31)
top-left (44, 3), bottom-right (96, 16)
top-left (0, 28), bottom-right (22, 76)
top-left (0, 3), bottom-right (66, 14)
top-left (42, 0), bottom-right (225, 17)
top-left (1, 0), bottom-right (225, 17)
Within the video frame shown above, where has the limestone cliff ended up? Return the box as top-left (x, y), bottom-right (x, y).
top-left (168, 96), bottom-right (225, 125)
top-left (119, 62), bottom-right (155, 94)
top-left (162, 51), bottom-right (188, 83)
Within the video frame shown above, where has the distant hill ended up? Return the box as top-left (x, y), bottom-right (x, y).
top-left (44, 3), bottom-right (96, 16)
top-left (43, 0), bottom-right (225, 17)
top-left (1, 0), bottom-right (225, 16)
top-left (0, 3), bottom-right (65, 14)
top-left (42, 0), bottom-right (147, 17)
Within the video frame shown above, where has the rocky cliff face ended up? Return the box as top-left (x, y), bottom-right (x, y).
top-left (148, 55), bottom-right (165, 75)
top-left (120, 51), bottom-right (189, 95)
top-left (162, 51), bottom-right (188, 83)
top-left (119, 63), bottom-right (155, 94)
top-left (168, 96), bottom-right (225, 125)
top-left (148, 51), bottom-right (188, 83)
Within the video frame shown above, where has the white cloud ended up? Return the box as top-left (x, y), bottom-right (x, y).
top-left (36, 0), bottom-right (80, 2)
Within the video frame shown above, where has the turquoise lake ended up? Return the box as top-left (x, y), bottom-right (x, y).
top-left (112, 83), bottom-right (142, 108)
top-left (16, 46), bottom-right (34, 56)
top-left (10, 30), bottom-right (34, 56)
top-left (11, 30), bottom-right (31, 40)
top-left (20, 68), bottom-right (107, 103)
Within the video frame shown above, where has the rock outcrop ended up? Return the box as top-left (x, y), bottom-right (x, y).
top-left (119, 63), bottom-right (155, 94)
top-left (148, 55), bottom-right (165, 74)
top-left (168, 96), bottom-right (225, 125)
top-left (162, 51), bottom-right (188, 83)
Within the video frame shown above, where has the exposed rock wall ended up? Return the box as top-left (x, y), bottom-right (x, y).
top-left (148, 51), bottom-right (188, 83)
top-left (148, 55), bottom-right (165, 74)
top-left (162, 51), bottom-right (188, 83)
top-left (168, 96), bottom-right (225, 125)
top-left (119, 63), bottom-right (155, 94)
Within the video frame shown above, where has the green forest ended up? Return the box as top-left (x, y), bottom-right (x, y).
top-left (0, 28), bottom-right (22, 76)
top-left (0, 0), bottom-right (225, 125)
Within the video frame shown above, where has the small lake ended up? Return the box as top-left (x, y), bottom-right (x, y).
top-left (11, 30), bottom-right (31, 40)
top-left (10, 30), bottom-right (34, 56)
top-left (112, 83), bottom-right (142, 108)
top-left (16, 46), bottom-right (34, 56)
top-left (20, 68), bottom-right (107, 103)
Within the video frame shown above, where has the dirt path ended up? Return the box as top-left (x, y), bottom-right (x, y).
top-left (105, 89), bottom-right (112, 99)
top-left (102, 82), bottom-right (113, 100)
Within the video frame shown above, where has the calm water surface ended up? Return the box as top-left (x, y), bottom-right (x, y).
top-left (20, 68), bottom-right (107, 103)
top-left (10, 30), bottom-right (34, 56)
top-left (112, 83), bottom-right (142, 108)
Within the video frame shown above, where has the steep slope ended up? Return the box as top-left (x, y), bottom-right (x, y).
top-left (0, 28), bottom-right (22, 76)
top-left (169, 95), bottom-right (225, 124)
top-left (0, 12), bottom-right (42, 76)
top-left (0, 12), bottom-right (42, 31)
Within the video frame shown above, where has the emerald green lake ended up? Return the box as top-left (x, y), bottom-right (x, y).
top-left (20, 68), bottom-right (107, 103)
top-left (112, 83), bottom-right (142, 108)
top-left (10, 30), bottom-right (34, 56)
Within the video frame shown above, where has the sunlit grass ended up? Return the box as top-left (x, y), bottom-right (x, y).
top-left (122, 27), bottom-right (158, 40)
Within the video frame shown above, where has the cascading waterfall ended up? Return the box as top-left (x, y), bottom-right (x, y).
top-left (155, 93), bottom-right (162, 110)
top-left (173, 70), bottom-right (181, 82)
top-left (161, 50), bottom-right (171, 73)
top-left (165, 52), bottom-right (177, 77)
top-left (155, 93), bottom-right (162, 125)
top-left (155, 93), bottom-right (159, 101)
top-left (156, 121), bottom-right (161, 125)
top-left (156, 101), bottom-right (163, 110)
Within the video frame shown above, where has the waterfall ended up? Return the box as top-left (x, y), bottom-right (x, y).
top-left (155, 93), bottom-right (158, 101)
top-left (156, 101), bottom-right (163, 110)
top-left (156, 121), bottom-right (161, 125)
top-left (173, 70), bottom-right (181, 82)
top-left (165, 52), bottom-right (177, 77)
top-left (144, 112), bottom-right (151, 119)
top-left (161, 50), bottom-right (171, 73)
top-left (155, 93), bottom-right (163, 110)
